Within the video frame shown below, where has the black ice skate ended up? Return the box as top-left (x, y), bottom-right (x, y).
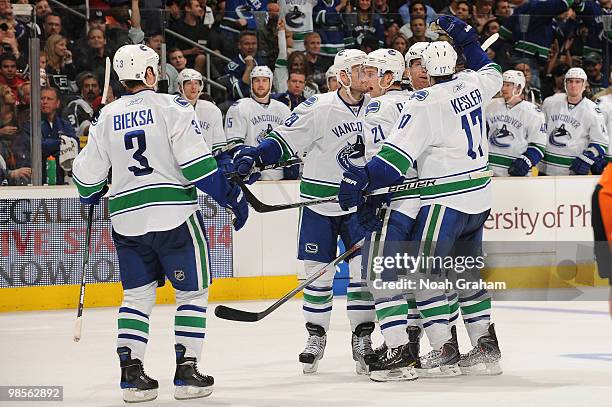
top-left (369, 344), bottom-right (418, 382)
top-left (117, 346), bottom-right (158, 403)
top-left (417, 334), bottom-right (461, 378)
top-left (406, 326), bottom-right (422, 369)
top-left (459, 324), bottom-right (502, 376)
top-left (351, 322), bottom-right (378, 375)
top-left (174, 344), bottom-right (214, 400)
top-left (299, 323), bottom-right (327, 374)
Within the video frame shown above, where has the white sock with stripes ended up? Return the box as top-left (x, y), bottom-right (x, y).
top-left (117, 281), bottom-right (156, 361)
top-left (459, 288), bottom-right (491, 346)
top-left (374, 295), bottom-right (409, 348)
top-left (346, 256), bottom-right (375, 331)
top-left (175, 289), bottom-right (208, 360)
top-left (415, 289), bottom-right (451, 350)
top-left (302, 261), bottom-right (335, 332)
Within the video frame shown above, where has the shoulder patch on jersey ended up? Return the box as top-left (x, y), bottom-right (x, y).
top-left (173, 95), bottom-right (191, 108)
top-left (227, 61), bottom-right (239, 71)
top-left (303, 96), bottom-right (318, 107)
top-left (365, 100), bottom-right (381, 116)
top-left (410, 90), bottom-right (429, 101)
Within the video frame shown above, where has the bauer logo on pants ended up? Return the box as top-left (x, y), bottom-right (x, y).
top-left (174, 270), bottom-right (185, 281)
top-left (305, 243), bottom-right (319, 254)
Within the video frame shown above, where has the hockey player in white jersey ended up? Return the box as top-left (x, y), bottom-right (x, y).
top-left (487, 70), bottom-right (547, 176)
top-left (233, 49), bottom-right (377, 375)
top-left (339, 16), bottom-right (503, 379)
top-left (71, 44), bottom-right (248, 403)
top-left (177, 69), bottom-right (232, 174)
top-left (224, 65), bottom-right (291, 180)
top-left (405, 42), bottom-right (430, 92)
top-left (326, 64), bottom-right (339, 92)
top-left (539, 67), bottom-right (608, 175)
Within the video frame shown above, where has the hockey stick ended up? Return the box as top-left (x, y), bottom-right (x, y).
top-left (233, 171), bottom-right (494, 213)
top-left (73, 204), bottom-right (95, 342)
top-left (481, 33), bottom-right (499, 51)
top-left (224, 157), bottom-right (302, 179)
top-left (214, 242), bottom-right (362, 322)
top-left (100, 57), bottom-right (111, 105)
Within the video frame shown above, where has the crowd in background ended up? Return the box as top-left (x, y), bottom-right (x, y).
top-left (0, 0), bottom-right (610, 185)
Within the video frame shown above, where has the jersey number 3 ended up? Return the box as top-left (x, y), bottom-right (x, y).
top-left (124, 130), bottom-right (154, 176)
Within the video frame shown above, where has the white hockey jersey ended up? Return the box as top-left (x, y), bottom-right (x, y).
top-left (375, 65), bottom-right (502, 214)
top-left (486, 98), bottom-right (547, 176)
top-left (279, 0), bottom-right (317, 51)
top-left (267, 90), bottom-right (371, 215)
top-left (72, 90), bottom-right (218, 236)
top-left (539, 93), bottom-right (608, 175)
top-left (194, 99), bottom-right (226, 153)
top-left (363, 89), bottom-right (420, 219)
top-left (596, 94), bottom-right (612, 162)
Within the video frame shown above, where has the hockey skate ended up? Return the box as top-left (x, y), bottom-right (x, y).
top-left (406, 326), bottom-right (422, 369)
top-left (173, 344), bottom-right (214, 400)
top-left (117, 347), bottom-right (158, 403)
top-left (299, 323), bottom-right (327, 374)
top-left (351, 322), bottom-right (378, 375)
top-left (459, 324), bottom-right (502, 376)
top-left (417, 328), bottom-right (461, 378)
top-left (369, 344), bottom-right (419, 382)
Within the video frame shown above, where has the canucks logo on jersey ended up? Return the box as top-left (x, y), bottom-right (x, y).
top-left (336, 134), bottom-right (366, 171)
top-left (257, 124), bottom-right (274, 144)
top-left (489, 124), bottom-right (515, 148)
top-left (286, 5), bottom-right (305, 29)
top-left (549, 124), bottom-right (572, 147)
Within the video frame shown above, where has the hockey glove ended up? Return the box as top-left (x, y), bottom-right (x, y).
top-left (282, 161), bottom-right (301, 180)
top-left (357, 195), bottom-right (391, 233)
top-left (79, 184), bottom-right (108, 205)
top-left (570, 145), bottom-right (604, 175)
top-left (591, 156), bottom-right (608, 175)
top-left (233, 146), bottom-right (262, 184)
top-left (215, 152), bottom-right (234, 176)
top-left (508, 146), bottom-right (541, 176)
top-left (434, 15), bottom-right (479, 47)
top-left (226, 182), bottom-right (249, 231)
top-left (338, 168), bottom-right (369, 211)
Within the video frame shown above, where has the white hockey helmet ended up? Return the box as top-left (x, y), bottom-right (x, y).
top-left (113, 44), bottom-right (160, 87)
top-left (564, 67), bottom-right (587, 93)
top-left (177, 68), bottom-right (204, 96)
top-left (502, 69), bottom-right (526, 96)
top-left (405, 42), bottom-right (429, 65)
top-left (334, 49), bottom-right (367, 75)
top-left (421, 41), bottom-right (457, 77)
top-left (365, 48), bottom-right (405, 83)
top-left (249, 65), bottom-right (274, 82)
top-left (326, 64), bottom-right (339, 80)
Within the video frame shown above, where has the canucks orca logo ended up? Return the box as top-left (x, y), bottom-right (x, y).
top-left (549, 124), bottom-right (571, 147)
top-left (173, 95), bottom-right (190, 108)
top-left (489, 124), bottom-right (515, 148)
top-left (410, 90), bottom-right (429, 101)
top-left (303, 96), bottom-right (317, 107)
top-left (286, 6), bottom-right (305, 29)
top-left (365, 101), bottom-right (380, 116)
top-left (336, 134), bottom-right (366, 171)
top-left (235, 4), bottom-right (253, 19)
top-left (257, 124), bottom-right (273, 144)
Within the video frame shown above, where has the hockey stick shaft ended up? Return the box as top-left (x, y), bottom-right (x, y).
top-left (73, 204), bottom-right (95, 342)
top-left (236, 171), bottom-right (494, 213)
top-left (100, 57), bottom-right (111, 105)
top-left (214, 242), bottom-right (362, 322)
top-left (481, 32), bottom-right (499, 51)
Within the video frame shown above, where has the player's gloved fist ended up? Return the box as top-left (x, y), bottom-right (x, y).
top-left (570, 148), bottom-right (598, 175)
top-left (80, 184), bottom-right (108, 205)
top-left (590, 156), bottom-right (607, 175)
top-left (508, 155), bottom-right (532, 176)
top-left (338, 168), bottom-right (369, 211)
top-left (226, 182), bottom-right (249, 231)
top-left (434, 15), bottom-right (478, 47)
top-left (233, 146), bottom-right (262, 184)
top-left (282, 162), bottom-right (300, 180)
top-left (357, 195), bottom-right (390, 233)
top-left (215, 152), bottom-right (234, 176)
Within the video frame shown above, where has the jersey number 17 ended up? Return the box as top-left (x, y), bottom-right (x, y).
top-left (461, 107), bottom-right (485, 160)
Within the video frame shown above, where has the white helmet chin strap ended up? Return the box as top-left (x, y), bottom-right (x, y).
top-left (251, 85), bottom-right (271, 103)
top-left (339, 69), bottom-right (361, 104)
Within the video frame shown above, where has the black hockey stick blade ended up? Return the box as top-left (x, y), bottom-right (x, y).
top-left (214, 242), bottom-right (362, 322)
top-left (224, 157), bottom-right (302, 180)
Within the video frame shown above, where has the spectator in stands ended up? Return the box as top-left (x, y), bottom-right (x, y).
top-left (347, 0), bottom-right (385, 48)
top-left (146, 33), bottom-right (179, 95)
top-left (170, 0), bottom-right (209, 75)
top-left (0, 17), bottom-right (23, 65)
top-left (274, 71), bottom-right (306, 110)
top-left (0, 84), bottom-right (17, 139)
top-left (43, 12), bottom-right (62, 40)
top-left (15, 81), bottom-right (28, 127)
top-left (275, 21), bottom-right (320, 96)
top-left (375, 0), bottom-right (399, 27)
top-left (63, 72), bottom-right (100, 149)
top-left (583, 52), bottom-right (609, 95)
top-left (494, 0), bottom-right (512, 23)
top-left (454, 0), bottom-right (472, 23)
top-left (225, 31), bottom-right (263, 100)
top-left (35, 0), bottom-right (53, 21)
top-left (391, 33), bottom-right (410, 55)
top-left (541, 62), bottom-right (569, 99)
top-left (313, 0), bottom-right (349, 58)
top-left (398, 0), bottom-right (437, 26)
top-left (440, 0), bottom-right (459, 16)
top-left (304, 32), bottom-right (332, 89)
top-left (473, 0), bottom-right (495, 33)
top-left (74, 28), bottom-right (112, 82)
top-left (384, 21), bottom-right (400, 47)
top-left (0, 81), bottom-right (29, 185)
top-left (0, 53), bottom-right (25, 104)
top-left (39, 86), bottom-right (77, 184)
top-left (169, 48), bottom-right (188, 73)
top-left (44, 34), bottom-right (76, 94)
top-left (514, 60), bottom-right (542, 105)
top-left (399, 1), bottom-right (438, 41)
top-left (166, 0), bottom-right (183, 29)
top-left (406, 17), bottom-right (428, 48)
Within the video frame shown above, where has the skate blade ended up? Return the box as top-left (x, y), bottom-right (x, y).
top-left (370, 367), bottom-right (418, 382)
top-left (302, 359), bottom-right (320, 374)
top-left (174, 385), bottom-right (213, 400)
top-left (122, 388), bottom-right (158, 403)
top-left (460, 362), bottom-right (503, 376)
top-left (416, 364), bottom-right (462, 378)
top-left (355, 360), bottom-right (370, 376)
